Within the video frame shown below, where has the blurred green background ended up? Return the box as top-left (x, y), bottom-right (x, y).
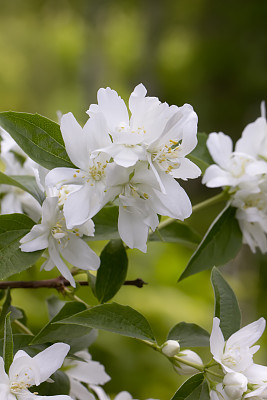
top-left (1, 0), bottom-right (267, 398)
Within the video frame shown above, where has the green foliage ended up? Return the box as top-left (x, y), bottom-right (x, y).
top-left (92, 206), bottom-right (119, 241)
top-left (0, 289), bottom-right (26, 334)
top-left (179, 206), bottom-right (242, 281)
top-left (31, 301), bottom-right (93, 346)
top-left (0, 213), bottom-right (43, 280)
top-left (3, 313), bottom-right (13, 373)
top-left (0, 112), bottom-right (74, 170)
top-left (0, 172), bottom-right (45, 205)
top-left (167, 322), bottom-right (210, 347)
top-left (149, 221), bottom-right (201, 247)
top-left (171, 373), bottom-right (209, 399)
top-left (188, 133), bottom-right (214, 173)
top-left (211, 267), bottom-right (241, 340)
top-left (57, 302), bottom-right (156, 343)
top-left (96, 239), bottom-right (128, 303)
top-left (31, 371), bottom-right (70, 395)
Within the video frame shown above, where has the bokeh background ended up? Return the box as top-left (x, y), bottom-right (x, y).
top-left (1, 1), bottom-right (267, 398)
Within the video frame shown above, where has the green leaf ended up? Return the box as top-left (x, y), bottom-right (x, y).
top-left (0, 172), bottom-right (45, 204)
top-left (0, 214), bottom-right (43, 280)
top-left (0, 290), bottom-right (27, 333)
top-left (168, 322), bottom-right (210, 347)
top-left (46, 295), bottom-right (65, 320)
top-left (92, 206), bottom-right (119, 241)
top-left (171, 373), bottom-right (206, 400)
top-left (3, 313), bottom-right (13, 373)
top-left (57, 302), bottom-right (156, 342)
top-left (0, 112), bottom-right (75, 170)
top-left (149, 221), bottom-right (201, 247)
top-left (31, 301), bottom-right (93, 345)
top-left (211, 267), bottom-right (241, 340)
top-left (188, 132), bottom-right (213, 173)
top-left (179, 206), bottom-right (242, 281)
top-left (96, 239), bottom-right (128, 303)
top-left (31, 371), bottom-right (70, 395)
top-left (0, 334), bottom-right (36, 357)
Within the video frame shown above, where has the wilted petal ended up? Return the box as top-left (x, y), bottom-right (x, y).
top-left (34, 343), bottom-right (70, 383)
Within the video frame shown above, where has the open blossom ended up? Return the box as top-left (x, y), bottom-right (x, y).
top-left (0, 343), bottom-right (72, 400)
top-left (210, 317), bottom-right (266, 378)
top-left (87, 83), bottom-right (200, 189)
top-left (20, 196), bottom-right (100, 287)
top-left (63, 350), bottom-right (110, 400)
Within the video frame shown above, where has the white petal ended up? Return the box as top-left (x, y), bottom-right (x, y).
top-left (63, 185), bottom-right (92, 229)
top-left (210, 318), bottom-right (225, 364)
top-left (0, 357), bottom-right (8, 384)
top-left (66, 358), bottom-right (110, 385)
top-left (83, 112), bottom-right (111, 151)
top-left (60, 112), bottom-right (89, 170)
top-left (115, 393), bottom-right (133, 400)
top-left (48, 237), bottom-right (76, 287)
top-left (206, 132), bottom-right (233, 168)
top-left (227, 317), bottom-right (266, 349)
top-left (236, 117), bottom-right (267, 157)
top-left (113, 148), bottom-right (140, 167)
top-left (60, 235), bottom-right (100, 271)
top-left (70, 378), bottom-right (96, 400)
top-left (244, 363), bottom-right (267, 384)
top-left (45, 168), bottom-right (85, 189)
top-left (0, 384), bottom-right (10, 400)
top-left (118, 204), bottom-right (148, 252)
top-left (90, 386), bottom-right (110, 400)
top-left (20, 392), bottom-right (72, 400)
top-left (96, 87), bottom-right (129, 131)
top-left (42, 197), bottom-right (59, 226)
top-left (202, 165), bottom-right (234, 188)
top-left (9, 354), bottom-right (41, 386)
top-left (171, 158), bottom-right (201, 180)
top-left (20, 225), bottom-right (49, 252)
top-left (33, 343), bottom-right (70, 383)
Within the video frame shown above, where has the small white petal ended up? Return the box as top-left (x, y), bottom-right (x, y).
top-left (210, 318), bottom-right (225, 364)
top-left (60, 235), bottom-right (100, 271)
top-left (207, 132), bottom-right (233, 168)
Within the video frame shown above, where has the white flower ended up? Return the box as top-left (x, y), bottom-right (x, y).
top-left (223, 372), bottom-right (248, 399)
top-left (87, 83), bottom-right (200, 188)
top-left (173, 349), bottom-right (203, 375)
top-left (210, 317), bottom-right (266, 375)
top-left (103, 162), bottom-right (192, 252)
top-left (91, 386), bottom-right (158, 400)
top-left (20, 196), bottom-right (100, 287)
top-left (161, 340), bottom-right (180, 357)
top-left (45, 112), bottom-right (113, 228)
top-left (245, 383), bottom-right (267, 399)
top-left (0, 342), bottom-right (72, 400)
top-left (63, 350), bottom-right (110, 400)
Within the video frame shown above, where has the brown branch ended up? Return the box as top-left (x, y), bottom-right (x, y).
top-left (0, 277), bottom-right (147, 290)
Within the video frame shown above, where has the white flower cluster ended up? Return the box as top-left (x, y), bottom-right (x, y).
top-left (209, 317), bottom-right (267, 399)
top-left (203, 109), bottom-right (267, 253)
top-left (19, 84), bottom-right (200, 285)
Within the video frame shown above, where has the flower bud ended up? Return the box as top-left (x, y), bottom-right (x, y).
top-left (161, 340), bottom-right (180, 357)
top-left (173, 349), bottom-right (203, 375)
top-left (223, 372), bottom-right (248, 399)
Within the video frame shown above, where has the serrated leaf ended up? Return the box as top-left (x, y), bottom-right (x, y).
top-left (57, 302), bottom-right (156, 342)
top-left (171, 373), bottom-right (205, 399)
top-left (179, 206), bottom-right (242, 281)
top-left (3, 313), bottom-right (13, 373)
top-left (0, 112), bottom-right (75, 170)
top-left (211, 267), bottom-right (241, 340)
top-left (0, 214), bottom-right (43, 280)
top-left (149, 221), bottom-right (201, 247)
top-left (31, 371), bottom-right (70, 395)
top-left (31, 301), bottom-right (92, 345)
top-left (92, 206), bottom-right (119, 241)
top-left (96, 239), bottom-right (128, 303)
top-left (168, 322), bottom-right (210, 347)
top-left (188, 132), bottom-right (213, 173)
top-left (0, 172), bottom-right (45, 204)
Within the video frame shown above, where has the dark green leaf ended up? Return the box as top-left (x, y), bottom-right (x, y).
top-left (188, 132), bottom-right (213, 173)
top-left (31, 301), bottom-right (92, 345)
top-left (57, 302), bottom-right (156, 342)
top-left (4, 313), bottom-right (13, 373)
top-left (0, 214), bottom-right (43, 280)
top-left (46, 296), bottom-right (65, 320)
top-left (96, 239), bottom-right (128, 303)
top-left (171, 373), bottom-right (206, 400)
top-left (0, 112), bottom-right (75, 170)
top-left (149, 221), bottom-right (201, 247)
top-left (211, 267), bottom-right (241, 340)
top-left (179, 206), bottom-right (242, 281)
top-left (0, 334), bottom-right (37, 357)
top-left (92, 206), bottom-right (119, 241)
top-left (31, 371), bottom-right (70, 395)
top-left (0, 172), bottom-right (45, 205)
top-left (168, 322), bottom-right (210, 347)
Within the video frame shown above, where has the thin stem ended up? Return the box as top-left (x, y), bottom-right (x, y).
top-left (13, 319), bottom-right (33, 335)
top-left (156, 191), bottom-right (229, 231)
top-left (205, 369), bottom-right (224, 379)
top-left (173, 354), bottom-right (204, 372)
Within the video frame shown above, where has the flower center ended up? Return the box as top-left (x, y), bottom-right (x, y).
top-left (153, 140), bottom-right (181, 173)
